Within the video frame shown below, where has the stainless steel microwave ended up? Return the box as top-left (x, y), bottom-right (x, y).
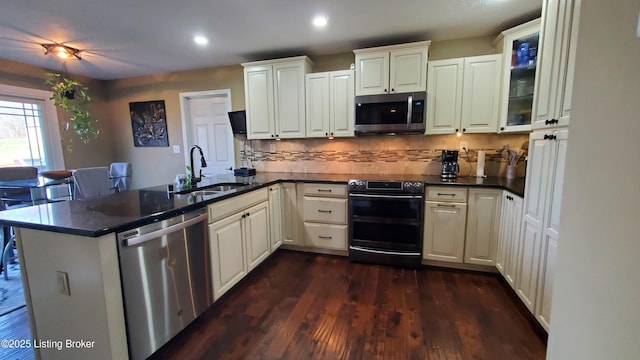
top-left (354, 92), bottom-right (426, 134)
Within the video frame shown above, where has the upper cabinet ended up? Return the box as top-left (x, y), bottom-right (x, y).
top-left (305, 70), bottom-right (355, 138)
top-left (426, 54), bottom-right (502, 134)
top-left (353, 41), bottom-right (430, 96)
top-left (532, 0), bottom-right (580, 130)
top-left (494, 19), bottom-right (541, 133)
top-left (243, 56), bottom-right (312, 140)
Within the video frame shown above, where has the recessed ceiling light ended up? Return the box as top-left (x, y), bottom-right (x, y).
top-left (193, 35), bottom-right (209, 46)
top-left (313, 15), bottom-right (328, 28)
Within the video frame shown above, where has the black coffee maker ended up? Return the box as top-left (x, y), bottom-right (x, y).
top-left (441, 150), bottom-right (460, 180)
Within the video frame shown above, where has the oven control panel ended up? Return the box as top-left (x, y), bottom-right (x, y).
top-left (348, 180), bottom-right (424, 194)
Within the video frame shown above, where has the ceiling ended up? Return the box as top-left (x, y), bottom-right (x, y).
top-left (0, 0), bottom-right (542, 80)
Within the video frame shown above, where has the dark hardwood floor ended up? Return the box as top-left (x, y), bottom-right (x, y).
top-left (0, 250), bottom-right (545, 360)
top-left (150, 250), bottom-right (546, 360)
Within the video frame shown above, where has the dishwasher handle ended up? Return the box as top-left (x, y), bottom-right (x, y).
top-left (122, 212), bottom-right (208, 247)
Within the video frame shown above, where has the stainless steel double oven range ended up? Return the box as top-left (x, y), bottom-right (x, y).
top-left (348, 179), bottom-right (424, 268)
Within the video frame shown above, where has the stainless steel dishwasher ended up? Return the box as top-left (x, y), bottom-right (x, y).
top-left (117, 209), bottom-right (211, 360)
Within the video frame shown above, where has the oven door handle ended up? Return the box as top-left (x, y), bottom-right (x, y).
top-left (349, 193), bottom-right (423, 200)
top-left (350, 246), bottom-right (421, 257)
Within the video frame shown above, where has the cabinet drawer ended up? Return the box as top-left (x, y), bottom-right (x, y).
top-left (208, 188), bottom-right (268, 223)
top-left (302, 183), bottom-right (347, 198)
top-left (303, 197), bottom-right (347, 224)
top-left (426, 187), bottom-right (468, 202)
top-left (303, 223), bottom-right (348, 250)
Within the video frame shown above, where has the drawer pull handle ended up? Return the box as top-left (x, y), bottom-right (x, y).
top-left (318, 209), bottom-right (332, 213)
top-left (437, 193), bottom-right (456, 196)
top-left (317, 189), bottom-right (332, 192)
top-left (437, 204), bottom-right (456, 208)
top-left (319, 236), bottom-right (333, 240)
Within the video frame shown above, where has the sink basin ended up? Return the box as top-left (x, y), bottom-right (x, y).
top-left (177, 182), bottom-right (249, 195)
top-left (189, 190), bottom-right (221, 197)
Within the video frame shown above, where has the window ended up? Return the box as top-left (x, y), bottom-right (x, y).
top-left (0, 84), bottom-right (64, 171)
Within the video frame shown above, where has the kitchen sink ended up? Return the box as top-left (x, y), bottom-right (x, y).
top-left (177, 182), bottom-right (250, 195)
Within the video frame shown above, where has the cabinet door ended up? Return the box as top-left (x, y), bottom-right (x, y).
top-left (423, 201), bottom-right (467, 263)
top-left (517, 217), bottom-right (542, 313)
top-left (273, 61), bottom-right (307, 138)
top-left (426, 58), bottom-right (463, 135)
top-left (506, 194), bottom-right (523, 288)
top-left (244, 65), bottom-right (275, 139)
top-left (460, 54), bottom-right (502, 133)
top-left (209, 213), bottom-right (246, 300)
top-left (268, 185), bottom-right (283, 251)
top-left (245, 201), bottom-right (270, 271)
top-left (465, 188), bottom-right (501, 266)
top-left (303, 223), bottom-right (348, 250)
top-left (523, 131), bottom-right (555, 225)
top-left (329, 70), bottom-right (355, 137)
top-left (305, 72), bottom-right (330, 138)
top-left (281, 182), bottom-right (300, 245)
top-left (535, 128), bottom-right (568, 330)
top-left (532, 0), bottom-right (577, 129)
top-left (355, 51), bottom-right (389, 96)
top-left (389, 47), bottom-right (427, 93)
top-left (496, 192), bottom-right (513, 276)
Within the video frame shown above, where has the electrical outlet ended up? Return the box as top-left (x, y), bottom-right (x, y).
top-left (459, 141), bottom-right (468, 152)
top-left (173, 145), bottom-right (180, 154)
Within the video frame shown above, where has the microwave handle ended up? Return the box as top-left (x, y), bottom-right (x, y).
top-left (406, 95), bottom-right (413, 126)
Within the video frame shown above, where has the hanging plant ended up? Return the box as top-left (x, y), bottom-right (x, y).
top-left (46, 72), bottom-right (100, 151)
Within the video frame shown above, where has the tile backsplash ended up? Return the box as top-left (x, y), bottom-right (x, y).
top-left (239, 133), bottom-right (530, 177)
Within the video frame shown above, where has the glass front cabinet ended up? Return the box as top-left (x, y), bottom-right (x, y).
top-left (494, 19), bottom-right (541, 133)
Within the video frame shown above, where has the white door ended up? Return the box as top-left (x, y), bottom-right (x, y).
top-left (180, 90), bottom-right (234, 175)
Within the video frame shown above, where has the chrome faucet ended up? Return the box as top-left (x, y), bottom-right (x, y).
top-left (189, 145), bottom-right (208, 188)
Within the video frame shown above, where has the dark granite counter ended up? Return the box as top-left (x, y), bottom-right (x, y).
top-left (0, 172), bottom-right (524, 237)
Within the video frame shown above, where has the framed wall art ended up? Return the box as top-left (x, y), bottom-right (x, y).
top-left (129, 100), bottom-right (169, 147)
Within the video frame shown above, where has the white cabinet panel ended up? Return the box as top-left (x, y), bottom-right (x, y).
top-left (426, 58), bottom-right (463, 134)
top-left (423, 201), bottom-right (467, 263)
top-left (245, 202), bottom-right (270, 271)
top-left (305, 73), bottom-right (329, 137)
top-left (306, 70), bottom-right (354, 138)
top-left (209, 213), bottom-right (246, 300)
top-left (269, 185), bottom-right (283, 251)
top-left (282, 182), bottom-right (301, 245)
top-left (355, 52), bottom-right (389, 96)
top-left (244, 66), bottom-right (275, 139)
top-left (465, 188), bottom-right (502, 266)
top-left (389, 47), bottom-right (427, 93)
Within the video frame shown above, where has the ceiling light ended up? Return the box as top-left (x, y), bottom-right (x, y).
top-left (41, 43), bottom-right (82, 60)
top-left (313, 15), bottom-right (328, 28)
top-left (193, 35), bottom-right (209, 46)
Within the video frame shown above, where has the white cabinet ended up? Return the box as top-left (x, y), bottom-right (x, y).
top-left (496, 191), bottom-right (523, 289)
top-left (268, 184), bottom-right (282, 251)
top-left (301, 183), bottom-right (348, 251)
top-left (305, 70), bottom-right (355, 138)
top-left (464, 188), bottom-right (502, 266)
top-left (281, 182), bottom-right (301, 246)
top-left (532, 0), bottom-right (580, 129)
top-left (354, 41), bottom-right (430, 96)
top-left (517, 128), bottom-right (568, 322)
top-left (426, 54), bottom-right (502, 134)
top-left (208, 188), bottom-right (270, 300)
top-left (423, 187), bottom-right (468, 263)
top-left (243, 56), bottom-right (312, 139)
top-left (494, 19), bottom-right (541, 133)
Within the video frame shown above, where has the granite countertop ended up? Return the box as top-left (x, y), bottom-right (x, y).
top-left (0, 172), bottom-right (524, 237)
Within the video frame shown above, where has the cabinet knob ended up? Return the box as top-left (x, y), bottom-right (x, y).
top-left (545, 119), bottom-right (550, 125)
top-left (325, 132), bottom-right (328, 136)
top-left (246, 212), bottom-right (250, 217)
top-left (500, 127), bottom-right (505, 131)
top-left (241, 214), bottom-right (246, 218)
top-left (271, 134), bottom-right (274, 138)
top-left (384, 88), bottom-right (388, 93)
top-left (462, 128), bottom-right (466, 132)
top-left (551, 119), bottom-right (559, 124)
top-left (455, 128), bottom-right (459, 133)
top-left (391, 88), bottom-right (395, 93)
top-left (330, 132), bottom-right (333, 136)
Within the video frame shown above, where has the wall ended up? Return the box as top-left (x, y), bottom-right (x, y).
top-left (0, 58), bottom-right (115, 170)
top-left (104, 65), bottom-right (244, 189)
top-left (429, 35), bottom-right (496, 60)
top-left (547, 0), bottom-right (640, 359)
top-left (246, 133), bottom-right (529, 177)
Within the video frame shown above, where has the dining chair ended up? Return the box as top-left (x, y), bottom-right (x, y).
top-left (0, 166), bottom-right (38, 207)
top-left (72, 167), bottom-right (112, 199)
top-left (110, 162), bottom-right (132, 192)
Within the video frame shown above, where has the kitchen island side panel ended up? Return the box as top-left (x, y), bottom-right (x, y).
top-left (17, 228), bottom-right (128, 360)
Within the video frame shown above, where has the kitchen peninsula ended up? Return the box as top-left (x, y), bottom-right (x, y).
top-left (0, 173), bottom-right (524, 360)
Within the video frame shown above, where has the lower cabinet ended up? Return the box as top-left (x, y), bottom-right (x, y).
top-left (464, 188), bottom-right (502, 266)
top-left (423, 187), bottom-right (468, 263)
top-left (496, 191), bottom-right (523, 289)
top-left (208, 188), bottom-right (270, 301)
top-left (281, 182), bottom-right (301, 245)
top-left (268, 184), bottom-right (283, 251)
top-left (301, 183), bottom-right (348, 251)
